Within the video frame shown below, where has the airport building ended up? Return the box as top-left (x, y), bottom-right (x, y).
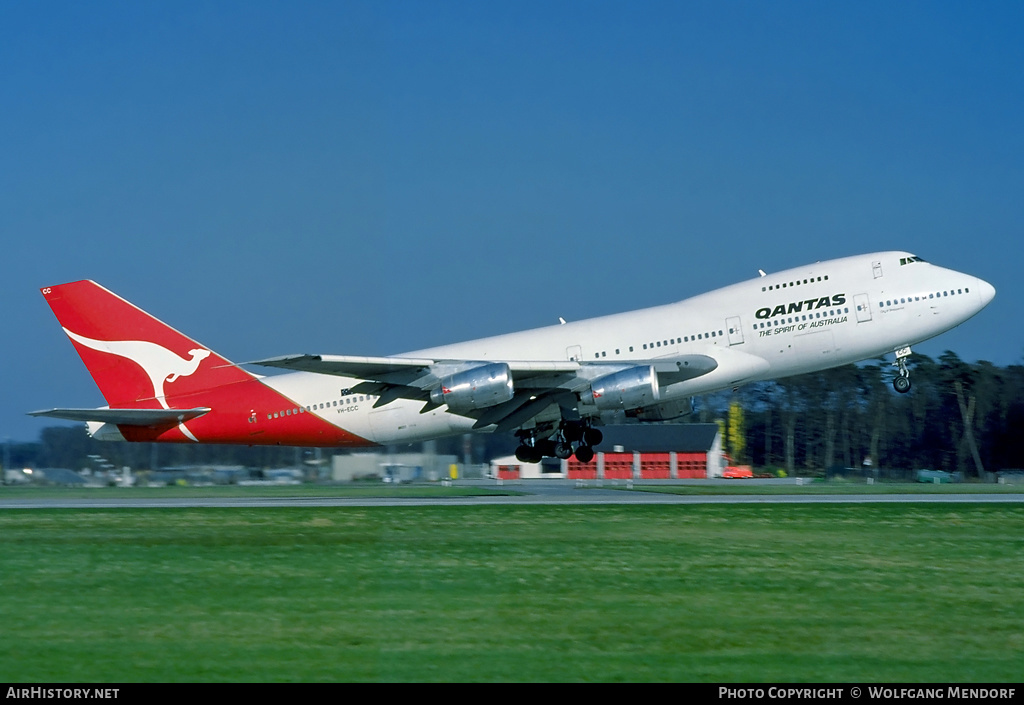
top-left (491, 424), bottom-right (725, 480)
top-left (331, 451), bottom-right (459, 482)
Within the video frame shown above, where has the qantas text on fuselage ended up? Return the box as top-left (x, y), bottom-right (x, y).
top-left (756, 294), bottom-right (847, 320)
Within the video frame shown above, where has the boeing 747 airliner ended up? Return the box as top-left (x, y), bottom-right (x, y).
top-left (32, 251), bottom-right (994, 463)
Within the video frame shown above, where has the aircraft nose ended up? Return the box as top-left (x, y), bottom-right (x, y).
top-left (976, 278), bottom-right (996, 308)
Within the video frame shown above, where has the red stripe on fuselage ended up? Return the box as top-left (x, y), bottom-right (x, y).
top-left (117, 377), bottom-right (376, 448)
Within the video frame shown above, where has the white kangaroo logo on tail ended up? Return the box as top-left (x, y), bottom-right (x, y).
top-left (64, 328), bottom-right (211, 441)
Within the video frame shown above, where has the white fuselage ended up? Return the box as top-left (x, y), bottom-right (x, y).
top-left (261, 251), bottom-right (995, 444)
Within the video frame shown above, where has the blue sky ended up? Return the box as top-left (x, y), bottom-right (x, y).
top-left (2, 1), bottom-right (1021, 442)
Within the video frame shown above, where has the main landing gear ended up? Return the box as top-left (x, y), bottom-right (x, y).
top-left (515, 421), bottom-right (603, 464)
top-left (892, 346), bottom-right (912, 394)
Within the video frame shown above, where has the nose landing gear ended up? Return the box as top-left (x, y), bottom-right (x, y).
top-left (892, 346), bottom-right (912, 394)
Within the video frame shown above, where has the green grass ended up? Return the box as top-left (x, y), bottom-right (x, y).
top-left (1, 505), bottom-right (1022, 682)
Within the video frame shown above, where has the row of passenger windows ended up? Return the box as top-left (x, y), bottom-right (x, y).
top-left (248, 393), bottom-right (373, 423)
top-left (592, 330), bottom-right (726, 358)
top-left (881, 287), bottom-right (968, 308)
top-left (753, 308), bottom-right (849, 329)
top-left (762, 275), bottom-right (828, 292)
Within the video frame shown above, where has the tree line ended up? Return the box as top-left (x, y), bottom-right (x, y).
top-left (710, 351), bottom-right (1024, 477)
top-left (5, 351), bottom-right (1022, 477)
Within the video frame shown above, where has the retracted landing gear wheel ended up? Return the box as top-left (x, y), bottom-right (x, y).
top-left (554, 442), bottom-right (574, 460)
top-left (533, 439), bottom-right (557, 458)
top-left (515, 445), bottom-right (542, 463)
top-left (574, 445), bottom-right (595, 463)
top-left (582, 428), bottom-right (603, 447)
top-left (561, 424), bottom-right (584, 442)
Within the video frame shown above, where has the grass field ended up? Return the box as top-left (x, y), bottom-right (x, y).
top-left (1, 503), bottom-right (1022, 682)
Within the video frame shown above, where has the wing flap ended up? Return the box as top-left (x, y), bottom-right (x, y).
top-left (249, 354), bottom-right (435, 382)
top-left (251, 354), bottom-right (580, 376)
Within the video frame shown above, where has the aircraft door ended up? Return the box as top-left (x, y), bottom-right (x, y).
top-left (566, 345), bottom-right (582, 362)
top-left (854, 294), bottom-right (872, 323)
top-left (726, 317), bottom-right (744, 345)
top-left (368, 407), bottom-right (403, 444)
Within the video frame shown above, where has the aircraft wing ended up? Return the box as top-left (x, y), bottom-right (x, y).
top-left (249, 353), bottom-right (716, 390)
top-left (28, 407), bottom-right (212, 426)
top-left (250, 354), bottom-right (582, 378)
top-left (249, 354), bottom-right (438, 380)
top-left (250, 352), bottom-right (718, 429)
top-left (250, 353), bottom-right (587, 400)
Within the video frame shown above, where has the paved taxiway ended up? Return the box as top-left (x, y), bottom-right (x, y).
top-left (2, 479), bottom-right (1022, 509)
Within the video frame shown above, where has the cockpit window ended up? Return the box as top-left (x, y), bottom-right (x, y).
top-left (900, 256), bottom-right (927, 265)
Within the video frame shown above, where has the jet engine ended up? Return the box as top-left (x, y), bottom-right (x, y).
top-left (585, 365), bottom-right (660, 411)
top-left (429, 362), bottom-right (515, 413)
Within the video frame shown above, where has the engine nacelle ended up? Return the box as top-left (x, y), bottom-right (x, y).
top-left (429, 363), bottom-right (515, 413)
top-left (586, 365), bottom-right (660, 411)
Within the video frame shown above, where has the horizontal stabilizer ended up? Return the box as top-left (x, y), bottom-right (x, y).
top-left (28, 407), bottom-right (212, 426)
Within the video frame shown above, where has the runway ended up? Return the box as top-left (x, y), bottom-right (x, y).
top-left (2, 479), bottom-right (1023, 509)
